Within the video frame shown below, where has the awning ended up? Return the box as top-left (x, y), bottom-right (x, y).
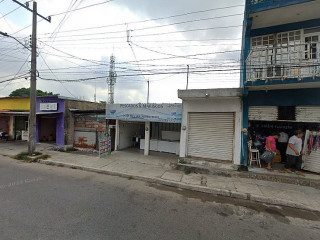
top-left (0, 111), bottom-right (29, 115)
top-left (0, 111), bottom-right (61, 115)
top-left (36, 112), bottom-right (61, 115)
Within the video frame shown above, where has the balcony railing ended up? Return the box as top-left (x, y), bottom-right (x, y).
top-left (246, 42), bottom-right (320, 82)
top-left (247, 0), bottom-right (314, 13)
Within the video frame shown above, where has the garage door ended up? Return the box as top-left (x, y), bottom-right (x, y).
top-left (187, 113), bottom-right (234, 161)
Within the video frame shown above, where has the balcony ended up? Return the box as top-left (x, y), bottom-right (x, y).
top-left (247, 0), bottom-right (315, 13)
top-left (246, 41), bottom-right (320, 83)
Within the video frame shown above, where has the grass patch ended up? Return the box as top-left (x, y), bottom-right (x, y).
top-left (179, 159), bottom-right (187, 164)
top-left (12, 152), bottom-right (50, 163)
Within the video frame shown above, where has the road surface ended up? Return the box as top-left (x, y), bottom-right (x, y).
top-left (0, 156), bottom-right (319, 240)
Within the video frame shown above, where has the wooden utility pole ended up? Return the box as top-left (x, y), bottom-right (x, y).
top-left (186, 65), bottom-right (189, 90)
top-left (147, 80), bottom-right (150, 104)
top-left (28, 1), bottom-right (37, 154)
top-left (12, 0), bottom-right (51, 154)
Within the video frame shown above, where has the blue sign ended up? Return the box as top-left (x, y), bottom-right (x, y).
top-left (106, 103), bottom-right (182, 123)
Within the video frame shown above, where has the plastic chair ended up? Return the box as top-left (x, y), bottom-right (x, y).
top-left (248, 141), bottom-right (261, 167)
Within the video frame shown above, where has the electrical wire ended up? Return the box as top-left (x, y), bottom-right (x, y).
top-left (41, 4), bottom-right (244, 35)
top-left (49, 0), bottom-right (115, 17)
top-left (0, 6), bottom-right (21, 20)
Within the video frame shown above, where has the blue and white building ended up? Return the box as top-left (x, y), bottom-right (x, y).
top-left (242, 0), bottom-right (320, 168)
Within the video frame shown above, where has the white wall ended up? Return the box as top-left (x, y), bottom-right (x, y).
top-left (118, 121), bottom-right (144, 150)
top-left (179, 98), bottom-right (242, 165)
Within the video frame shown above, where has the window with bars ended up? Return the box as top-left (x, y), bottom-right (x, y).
top-left (305, 35), bottom-right (318, 60)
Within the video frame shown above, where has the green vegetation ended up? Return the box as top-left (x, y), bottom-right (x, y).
top-left (12, 152), bottom-right (51, 163)
top-left (9, 87), bottom-right (55, 97)
top-left (179, 159), bottom-right (187, 164)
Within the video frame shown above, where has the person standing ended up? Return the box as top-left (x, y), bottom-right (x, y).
top-left (285, 130), bottom-right (304, 174)
top-left (265, 133), bottom-right (280, 170)
top-left (278, 131), bottom-right (289, 163)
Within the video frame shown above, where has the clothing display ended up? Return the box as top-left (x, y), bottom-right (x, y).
top-left (307, 133), bottom-right (320, 155)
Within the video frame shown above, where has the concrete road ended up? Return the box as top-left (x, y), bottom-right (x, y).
top-left (0, 156), bottom-right (320, 240)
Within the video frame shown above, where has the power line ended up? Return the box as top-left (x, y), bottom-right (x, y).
top-left (38, 52), bottom-right (77, 98)
top-left (39, 24), bottom-right (243, 42)
top-left (38, 12), bottom-right (243, 38)
top-left (0, 6), bottom-right (21, 20)
top-left (49, 0), bottom-right (115, 17)
top-left (40, 4), bottom-right (244, 35)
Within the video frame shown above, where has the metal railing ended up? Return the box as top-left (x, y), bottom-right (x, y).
top-left (246, 42), bottom-right (320, 82)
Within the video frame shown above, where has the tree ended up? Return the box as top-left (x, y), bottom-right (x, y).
top-left (9, 88), bottom-right (55, 97)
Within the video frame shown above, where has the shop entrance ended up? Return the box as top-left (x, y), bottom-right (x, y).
top-left (248, 105), bottom-right (320, 173)
top-left (118, 121), bottom-right (145, 150)
top-left (187, 112), bottom-right (235, 161)
top-left (14, 116), bottom-right (28, 140)
top-left (39, 117), bottom-right (56, 143)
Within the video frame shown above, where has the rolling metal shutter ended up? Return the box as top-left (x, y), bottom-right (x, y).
top-left (249, 106), bottom-right (278, 121)
top-left (296, 106), bottom-right (320, 123)
top-left (187, 112), bottom-right (234, 161)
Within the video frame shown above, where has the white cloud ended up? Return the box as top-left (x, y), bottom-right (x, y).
top-left (0, 0), bottom-right (244, 102)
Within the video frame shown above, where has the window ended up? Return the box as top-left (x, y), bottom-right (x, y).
top-left (305, 35), bottom-right (318, 60)
top-left (278, 106), bottom-right (296, 121)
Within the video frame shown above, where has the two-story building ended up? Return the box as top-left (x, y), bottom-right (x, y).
top-left (242, 0), bottom-right (320, 171)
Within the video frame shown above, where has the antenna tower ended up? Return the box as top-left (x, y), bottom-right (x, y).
top-left (107, 55), bottom-right (117, 104)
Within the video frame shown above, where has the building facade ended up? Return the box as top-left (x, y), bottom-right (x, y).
top-left (0, 97), bottom-right (29, 140)
top-left (0, 96), bottom-right (104, 147)
top-left (242, 0), bottom-right (320, 167)
top-left (178, 89), bottom-right (243, 165)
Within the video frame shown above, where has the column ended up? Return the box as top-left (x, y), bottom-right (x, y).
top-left (144, 122), bottom-right (150, 156)
top-left (115, 120), bottom-right (120, 151)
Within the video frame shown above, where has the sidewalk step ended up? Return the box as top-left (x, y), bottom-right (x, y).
top-left (177, 163), bottom-right (320, 190)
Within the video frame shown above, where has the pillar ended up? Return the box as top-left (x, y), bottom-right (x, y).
top-left (115, 120), bottom-right (120, 151)
top-left (144, 122), bottom-right (150, 156)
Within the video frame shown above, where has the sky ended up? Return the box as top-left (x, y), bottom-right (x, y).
top-left (0, 0), bottom-right (244, 103)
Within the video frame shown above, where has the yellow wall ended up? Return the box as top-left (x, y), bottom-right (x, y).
top-left (0, 98), bottom-right (30, 111)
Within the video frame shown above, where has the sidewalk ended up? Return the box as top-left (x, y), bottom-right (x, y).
top-left (1, 142), bottom-right (320, 212)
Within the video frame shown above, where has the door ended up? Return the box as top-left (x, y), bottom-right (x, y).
top-left (187, 112), bottom-right (234, 161)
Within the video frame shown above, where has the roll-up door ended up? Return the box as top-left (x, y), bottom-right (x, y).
top-left (296, 106), bottom-right (320, 123)
top-left (249, 106), bottom-right (278, 121)
top-left (187, 112), bottom-right (234, 161)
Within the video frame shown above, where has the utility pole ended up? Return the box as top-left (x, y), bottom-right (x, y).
top-left (147, 80), bottom-right (150, 104)
top-left (186, 65), bottom-right (189, 90)
top-left (12, 0), bottom-right (51, 155)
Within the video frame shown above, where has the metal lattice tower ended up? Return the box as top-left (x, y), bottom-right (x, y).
top-left (107, 55), bottom-right (117, 104)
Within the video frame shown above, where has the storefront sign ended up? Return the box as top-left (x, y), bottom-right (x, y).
top-left (40, 103), bottom-right (58, 111)
top-left (21, 130), bottom-right (29, 141)
top-left (99, 134), bottom-right (111, 158)
top-left (106, 103), bottom-right (182, 123)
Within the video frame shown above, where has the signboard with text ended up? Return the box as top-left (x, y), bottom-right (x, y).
top-left (40, 103), bottom-right (58, 111)
top-left (106, 103), bottom-right (182, 123)
top-left (99, 134), bottom-right (111, 158)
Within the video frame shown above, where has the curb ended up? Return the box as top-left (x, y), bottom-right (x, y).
top-left (176, 163), bottom-right (320, 190)
top-left (37, 159), bottom-right (319, 213)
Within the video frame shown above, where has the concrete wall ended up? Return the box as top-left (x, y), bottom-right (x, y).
top-left (119, 121), bottom-right (144, 150)
top-left (64, 100), bottom-right (105, 145)
top-left (179, 98), bottom-right (242, 165)
top-left (74, 131), bottom-right (96, 149)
